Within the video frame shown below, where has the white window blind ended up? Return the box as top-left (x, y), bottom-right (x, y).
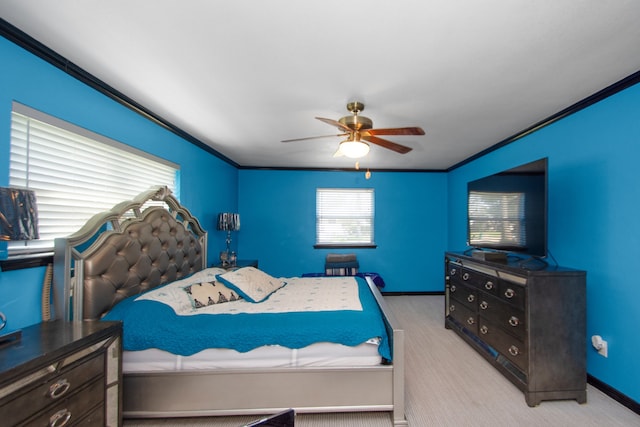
top-left (316, 188), bottom-right (374, 245)
top-left (7, 103), bottom-right (179, 256)
top-left (468, 191), bottom-right (525, 247)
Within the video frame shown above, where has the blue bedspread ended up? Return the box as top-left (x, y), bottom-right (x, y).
top-left (103, 276), bottom-right (391, 361)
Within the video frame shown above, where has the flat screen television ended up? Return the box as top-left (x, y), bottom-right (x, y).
top-left (467, 157), bottom-right (548, 258)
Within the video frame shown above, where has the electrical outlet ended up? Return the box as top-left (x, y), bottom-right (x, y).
top-left (598, 340), bottom-right (608, 357)
top-left (591, 335), bottom-right (608, 358)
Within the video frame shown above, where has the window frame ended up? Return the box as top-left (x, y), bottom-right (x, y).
top-left (314, 188), bottom-right (376, 249)
top-left (3, 102), bottom-right (179, 264)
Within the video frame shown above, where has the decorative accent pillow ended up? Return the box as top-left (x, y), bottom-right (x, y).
top-left (184, 281), bottom-right (242, 308)
top-left (216, 267), bottom-right (286, 303)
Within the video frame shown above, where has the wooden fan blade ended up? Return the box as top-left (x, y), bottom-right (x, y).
top-left (362, 134), bottom-right (412, 154)
top-left (282, 133), bottom-right (348, 143)
top-left (315, 117), bottom-right (353, 132)
top-left (365, 127), bottom-right (425, 136)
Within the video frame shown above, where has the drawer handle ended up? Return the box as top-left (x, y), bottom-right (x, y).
top-left (449, 305), bottom-right (455, 312)
top-left (508, 316), bottom-right (520, 327)
top-left (504, 288), bottom-right (515, 299)
top-left (479, 301), bottom-right (488, 310)
top-left (508, 345), bottom-right (520, 356)
top-left (450, 285), bottom-right (457, 293)
top-left (467, 294), bottom-right (475, 303)
top-left (462, 272), bottom-right (470, 281)
top-left (49, 409), bottom-right (72, 427)
top-left (484, 281), bottom-right (494, 290)
top-left (466, 317), bottom-right (475, 325)
top-left (480, 325), bottom-right (488, 334)
top-left (49, 379), bottom-right (71, 399)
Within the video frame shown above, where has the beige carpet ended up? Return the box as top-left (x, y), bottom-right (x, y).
top-left (124, 295), bottom-right (639, 426)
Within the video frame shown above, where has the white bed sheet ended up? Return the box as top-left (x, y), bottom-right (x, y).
top-left (123, 340), bottom-right (382, 373)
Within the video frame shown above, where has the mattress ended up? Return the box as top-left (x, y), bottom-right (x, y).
top-left (123, 339), bottom-right (382, 373)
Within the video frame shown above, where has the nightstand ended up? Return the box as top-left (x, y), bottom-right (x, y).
top-left (211, 259), bottom-right (259, 270)
top-left (0, 320), bottom-right (122, 426)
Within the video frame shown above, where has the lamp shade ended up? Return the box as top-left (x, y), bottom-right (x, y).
top-left (0, 187), bottom-right (39, 241)
top-left (217, 212), bottom-right (240, 231)
top-left (339, 140), bottom-right (370, 158)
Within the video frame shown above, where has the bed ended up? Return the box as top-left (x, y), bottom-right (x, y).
top-left (52, 186), bottom-right (407, 426)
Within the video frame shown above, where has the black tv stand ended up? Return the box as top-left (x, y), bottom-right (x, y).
top-left (444, 251), bottom-right (586, 406)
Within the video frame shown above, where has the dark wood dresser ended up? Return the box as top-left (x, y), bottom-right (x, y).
top-left (444, 251), bottom-right (586, 406)
top-left (0, 320), bottom-right (122, 426)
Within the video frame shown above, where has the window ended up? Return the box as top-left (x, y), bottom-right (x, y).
top-left (316, 188), bottom-right (374, 247)
top-left (6, 102), bottom-right (179, 257)
top-left (468, 191), bottom-right (525, 247)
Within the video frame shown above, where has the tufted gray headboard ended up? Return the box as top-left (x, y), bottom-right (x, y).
top-left (53, 186), bottom-right (207, 321)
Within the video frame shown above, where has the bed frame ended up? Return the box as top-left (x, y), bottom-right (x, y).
top-left (53, 186), bottom-right (407, 426)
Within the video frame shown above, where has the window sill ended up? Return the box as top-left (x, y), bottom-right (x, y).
top-left (314, 244), bottom-right (377, 249)
top-left (0, 253), bottom-right (53, 271)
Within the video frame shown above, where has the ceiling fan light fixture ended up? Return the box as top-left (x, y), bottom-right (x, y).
top-left (339, 139), bottom-right (370, 158)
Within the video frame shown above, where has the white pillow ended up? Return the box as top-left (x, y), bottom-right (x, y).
top-left (184, 281), bottom-right (242, 308)
top-left (216, 267), bottom-right (286, 303)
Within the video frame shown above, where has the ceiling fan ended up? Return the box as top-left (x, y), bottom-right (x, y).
top-left (282, 101), bottom-right (425, 158)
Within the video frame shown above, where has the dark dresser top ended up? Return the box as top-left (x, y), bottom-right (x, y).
top-left (0, 320), bottom-right (121, 383)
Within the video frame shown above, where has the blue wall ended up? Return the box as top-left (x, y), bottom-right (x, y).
top-left (0, 37), bottom-right (238, 332)
top-left (447, 82), bottom-right (640, 403)
top-left (238, 169), bottom-right (447, 292)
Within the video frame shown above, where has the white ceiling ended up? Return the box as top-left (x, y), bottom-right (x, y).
top-left (2, 1), bottom-right (640, 170)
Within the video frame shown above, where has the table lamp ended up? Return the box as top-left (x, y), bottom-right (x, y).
top-left (216, 212), bottom-right (240, 266)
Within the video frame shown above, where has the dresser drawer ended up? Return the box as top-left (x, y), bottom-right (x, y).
top-left (478, 293), bottom-right (526, 340)
top-left (446, 262), bottom-right (462, 281)
top-left (498, 279), bottom-right (525, 309)
top-left (0, 353), bottom-right (104, 426)
top-left (75, 403), bottom-right (105, 426)
top-left (459, 267), bottom-right (499, 296)
top-left (21, 377), bottom-right (105, 427)
top-left (449, 281), bottom-right (478, 311)
top-left (448, 300), bottom-right (477, 334)
top-left (478, 319), bottom-right (528, 372)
